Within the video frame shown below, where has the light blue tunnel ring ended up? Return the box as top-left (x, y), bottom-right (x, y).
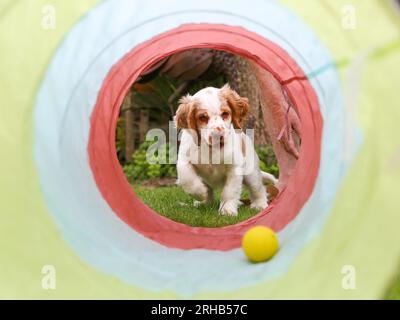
top-left (34, 0), bottom-right (346, 296)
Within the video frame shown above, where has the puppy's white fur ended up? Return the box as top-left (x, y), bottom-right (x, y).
top-left (174, 85), bottom-right (277, 216)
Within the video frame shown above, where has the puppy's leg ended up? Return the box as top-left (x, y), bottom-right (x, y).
top-left (219, 167), bottom-right (243, 216)
top-left (244, 171), bottom-right (268, 210)
top-left (177, 162), bottom-right (213, 203)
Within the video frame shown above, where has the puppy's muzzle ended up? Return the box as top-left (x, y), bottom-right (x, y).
top-left (209, 127), bottom-right (225, 146)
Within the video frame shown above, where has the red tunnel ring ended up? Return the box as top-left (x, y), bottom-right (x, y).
top-left (88, 23), bottom-right (322, 251)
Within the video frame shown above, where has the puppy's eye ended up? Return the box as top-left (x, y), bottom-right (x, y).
top-left (198, 114), bottom-right (209, 123)
top-left (221, 111), bottom-right (230, 119)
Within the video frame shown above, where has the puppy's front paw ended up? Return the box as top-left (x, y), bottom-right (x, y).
top-left (219, 200), bottom-right (238, 216)
top-left (183, 183), bottom-right (211, 202)
top-left (250, 197), bottom-right (268, 211)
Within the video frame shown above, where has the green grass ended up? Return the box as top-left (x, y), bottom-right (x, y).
top-left (133, 184), bottom-right (259, 228)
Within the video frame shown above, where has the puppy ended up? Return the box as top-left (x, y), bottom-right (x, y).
top-left (174, 84), bottom-right (277, 216)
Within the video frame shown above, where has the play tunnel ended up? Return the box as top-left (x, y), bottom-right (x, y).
top-left (1, 0), bottom-right (400, 299)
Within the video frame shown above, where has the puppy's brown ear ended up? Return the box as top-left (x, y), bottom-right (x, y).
top-left (221, 84), bottom-right (249, 129)
top-left (174, 95), bottom-right (197, 130)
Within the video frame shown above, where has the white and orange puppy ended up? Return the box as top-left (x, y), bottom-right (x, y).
top-left (174, 84), bottom-right (276, 216)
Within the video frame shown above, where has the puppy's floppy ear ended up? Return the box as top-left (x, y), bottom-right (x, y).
top-left (221, 84), bottom-right (249, 129)
top-left (174, 94), bottom-right (197, 130)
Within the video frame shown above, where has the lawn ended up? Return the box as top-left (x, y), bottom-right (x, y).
top-left (132, 184), bottom-right (260, 228)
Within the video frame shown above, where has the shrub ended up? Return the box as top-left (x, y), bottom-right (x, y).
top-left (255, 145), bottom-right (279, 178)
top-left (123, 141), bottom-right (278, 182)
top-left (123, 141), bottom-right (177, 182)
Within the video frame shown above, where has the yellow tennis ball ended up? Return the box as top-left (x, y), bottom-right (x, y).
top-left (242, 226), bottom-right (279, 262)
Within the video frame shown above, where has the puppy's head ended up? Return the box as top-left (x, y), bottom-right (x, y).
top-left (174, 84), bottom-right (249, 146)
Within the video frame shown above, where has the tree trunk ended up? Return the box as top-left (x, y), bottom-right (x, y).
top-left (139, 109), bottom-right (149, 142)
top-left (123, 91), bottom-right (135, 163)
top-left (234, 57), bottom-right (269, 145)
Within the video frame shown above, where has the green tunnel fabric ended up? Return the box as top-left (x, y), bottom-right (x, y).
top-left (0, 0), bottom-right (399, 299)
